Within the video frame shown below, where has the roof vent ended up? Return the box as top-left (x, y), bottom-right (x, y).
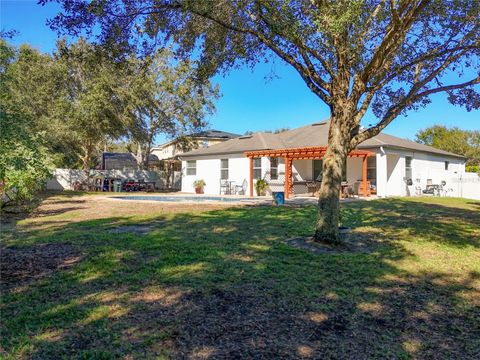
top-left (312, 121), bottom-right (327, 126)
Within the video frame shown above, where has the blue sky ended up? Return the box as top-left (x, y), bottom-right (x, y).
top-left (2, 0), bottom-right (479, 144)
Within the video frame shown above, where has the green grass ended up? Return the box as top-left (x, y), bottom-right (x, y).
top-left (1, 196), bottom-right (479, 359)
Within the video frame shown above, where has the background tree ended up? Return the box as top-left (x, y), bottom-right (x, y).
top-left (4, 38), bottom-right (132, 169)
top-left (54, 38), bottom-right (133, 170)
top-left (44, 0), bottom-right (480, 243)
top-left (415, 125), bottom-right (480, 171)
top-left (126, 50), bottom-right (219, 170)
top-left (0, 40), bottom-right (52, 206)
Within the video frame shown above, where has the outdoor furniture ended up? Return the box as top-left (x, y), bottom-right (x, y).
top-left (422, 184), bottom-right (439, 195)
top-left (354, 180), bottom-right (371, 196)
top-left (220, 179), bottom-right (231, 194)
top-left (234, 180), bottom-right (248, 195)
top-left (306, 181), bottom-right (321, 196)
top-left (340, 182), bottom-right (349, 198)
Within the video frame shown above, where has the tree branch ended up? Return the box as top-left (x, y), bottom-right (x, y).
top-left (350, 75), bottom-right (480, 148)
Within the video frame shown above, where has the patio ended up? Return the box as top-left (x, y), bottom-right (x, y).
top-left (245, 146), bottom-right (374, 199)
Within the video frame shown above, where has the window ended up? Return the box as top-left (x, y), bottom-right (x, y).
top-left (202, 140), bottom-right (209, 148)
top-left (253, 158), bottom-right (262, 179)
top-left (186, 160), bottom-right (196, 175)
top-left (445, 161), bottom-right (449, 171)
top-left (220, 159), bottom-right (229, 180)
top-left (270, 157), bottom-right (278, 180)
top-left (405, 156), bottom-right (412, 180)
top-left (367, 156), bottom-right (376, 183)
top-left (313, 160), bottom-right (323, 182)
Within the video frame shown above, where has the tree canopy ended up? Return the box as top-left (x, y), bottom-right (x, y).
top-left (125, 49), bottom-right (220, 169)
top-left (0, 40), bottom-right (53, 204)
top-left (415, 125), bottom-right (480, 168)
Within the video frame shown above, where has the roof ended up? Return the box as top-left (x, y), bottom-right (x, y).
top-left (103, 152), bottom-right (160, 163)
top-left (153, 129), bottom-right (240, 150)
top-left (179, 121), bottom-right (465, 159)
top-left (193, 129), bottom-right (241, 139)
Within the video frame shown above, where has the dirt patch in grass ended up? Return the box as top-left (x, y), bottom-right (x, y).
top-left (0, 243), bottom-right (82, 291)
top-left (107, 220), bottom-right (166, 235)
top-left (286, 233), bottom-right (382, 254)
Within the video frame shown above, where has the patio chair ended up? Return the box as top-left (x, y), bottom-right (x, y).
top-left (234, 179), bottom-right (248, 195)
top-left (220, 179), bottom-right (230, 195)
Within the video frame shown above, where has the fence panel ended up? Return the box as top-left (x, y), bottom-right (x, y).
top-left (46, 169), bottom-right (182, 191)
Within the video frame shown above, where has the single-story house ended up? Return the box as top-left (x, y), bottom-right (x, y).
top-left (179, 121), bottom-right (466, 198)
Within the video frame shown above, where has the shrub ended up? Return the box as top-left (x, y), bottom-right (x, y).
top-left (255, 179), bottom-right (268, 196)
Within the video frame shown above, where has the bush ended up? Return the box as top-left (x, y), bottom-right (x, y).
top-left (0, 111), bottom-right (52, 207)
top-left (255, 179), bottom-right (268, 196)
top-left (465, 165), bottom-right (479, 174)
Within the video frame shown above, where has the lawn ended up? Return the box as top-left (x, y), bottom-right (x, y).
top-left (1, 194), bottom-right (479, 359)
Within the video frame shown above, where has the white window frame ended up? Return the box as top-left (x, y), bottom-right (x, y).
top-left (186, 160), bottom-right (196, 176)
top-left (405, 156), bottom-right (412, 179)
top-left (253, 158), bottom-right (262, 180)
top-left (220, 159), bottom-right (229, 180)
top-left (270, 157), bottom-right (278, 180)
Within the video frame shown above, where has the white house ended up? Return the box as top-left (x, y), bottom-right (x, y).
top-left (179, 121), bottom-right (469, 198)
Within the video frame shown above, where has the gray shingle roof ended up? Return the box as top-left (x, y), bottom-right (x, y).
top-left (179, 121), bottom-right (465, 159)
top-left (194, 129), bottom-right (241, 139)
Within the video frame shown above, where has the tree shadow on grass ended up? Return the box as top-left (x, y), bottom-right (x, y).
top-left (1, 199), bottom-right (479, 359)
top-left (341, 198), bottom-right (480, 249)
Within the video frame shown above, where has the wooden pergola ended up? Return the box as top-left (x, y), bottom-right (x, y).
top-left (245, 146), bottom-right (374, 199)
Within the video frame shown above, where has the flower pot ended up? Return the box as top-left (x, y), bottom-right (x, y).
top-left (195, 187), bottom-right (204, 194)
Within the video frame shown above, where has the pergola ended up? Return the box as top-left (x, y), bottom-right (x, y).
top-left (245, 146), bottom-right (374, 199)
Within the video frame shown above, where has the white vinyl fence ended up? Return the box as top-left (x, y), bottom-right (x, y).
top-left (407, 171), bottom-right (480, 200)
top-left (449, 173), bottom-right (480, 200)
top-left (46, 169), bottom-right (181, 191)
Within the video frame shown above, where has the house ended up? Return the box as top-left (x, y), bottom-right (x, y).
top-left (179, 121), bottom-right (466, 198)
top-left (151, 129), bottom-right (241, 161)
top-left (101, 152), bottom-right (160, 171)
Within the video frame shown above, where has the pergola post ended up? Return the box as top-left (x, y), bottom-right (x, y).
top-left (362, 155), bottom-right (368, 197)
top-left (249, 156), bottom-right (254, 197)
top-left (284, 157), bottom-right (292, 199)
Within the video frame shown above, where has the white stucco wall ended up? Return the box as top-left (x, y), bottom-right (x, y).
top-left (369, 147), bottom-right (466, 197)
top-left (181, 148), bottom-right (469, 198)
top-left (181, 154), bottom-right (251, 195)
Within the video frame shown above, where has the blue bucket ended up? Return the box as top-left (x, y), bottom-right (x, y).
top-left (273, 192), bottom-right (285, 206)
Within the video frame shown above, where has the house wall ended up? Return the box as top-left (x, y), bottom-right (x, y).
top-left (181, 156), bottom-right (313, 196)
top-left (152, 138), bottom-right (231, 161)
top-left (181, 155), bottom-right (251, 195)
top-left (346, 157), bottom-right (363, 184)
top-left (368, 147), bottom-right (466, 197)
top-left (181, 149), bottom-right (472, 199)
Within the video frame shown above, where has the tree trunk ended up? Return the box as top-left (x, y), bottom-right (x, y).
top-left (314, 112), bottom-right (352, 244)
top-left (81, 141), bottom-right (93, 171)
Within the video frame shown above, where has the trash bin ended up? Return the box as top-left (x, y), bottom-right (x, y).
top-left (113, 180), bottom-right (122, 192)
top-left (272, 192), bottom-right (285, 206)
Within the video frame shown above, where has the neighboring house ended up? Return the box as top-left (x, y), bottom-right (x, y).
top-left (151, 129), bottom-right (241, 161)
top-left (179, 121), bottom-right (467, 198)
top-left (101, 152), bottom-right (160, 171)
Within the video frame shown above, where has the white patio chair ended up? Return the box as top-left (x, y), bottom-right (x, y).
top-left (234, 179), bottom-right (248, 195)
top-left (220, 179), bottom-right (230, 194)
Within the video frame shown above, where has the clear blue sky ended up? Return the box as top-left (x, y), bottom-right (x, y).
top-left (2, 0), bottom-right (479, 144)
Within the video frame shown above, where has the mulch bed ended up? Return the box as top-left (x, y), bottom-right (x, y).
top-left (0, 243), bottom-right (82, 291)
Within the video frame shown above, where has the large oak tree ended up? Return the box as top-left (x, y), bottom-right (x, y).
top-left (43, 0), bottom-right (480, 243)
